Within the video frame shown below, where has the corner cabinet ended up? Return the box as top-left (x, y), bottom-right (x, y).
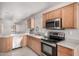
top-left (57, 45), bottom-right (74, 56)
top-left (27, 35), bottom-right (41, 55)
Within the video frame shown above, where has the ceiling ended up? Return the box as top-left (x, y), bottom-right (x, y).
top-left (0, 2), bottom-right (63, 23)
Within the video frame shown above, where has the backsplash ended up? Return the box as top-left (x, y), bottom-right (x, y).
top-left (64, 29), bottom-right (79, 40)
top-left (43, 29), bottom-right (79, 40)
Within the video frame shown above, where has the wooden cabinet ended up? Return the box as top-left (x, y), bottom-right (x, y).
top-left (77, 4), bottom-right (79, 28)
top-left (42, 13), bottom-right (48, 28)
top-left (42, 9), bottom-right (62, 28)
top-left (27, 35), bottom-right (41, 55)
top-left (27, 19), bottom-right (31, 28)
top-left (0, 37), bottom-right (12, 52)
top-left (32, 37), bottom-right (41, 55)
top-left (27, 35), bottom-right (32, 48)
top-left (57, 45), bottom-right (74, 56)
top-left (47, 8), bottom-right (62, 19)
top-left (21, 35), bottom-right (27, 47)
top-left (42, 3), bottom-right (77, 29)
top-left (27, 17), bottom-right (35, 29)
top-left (62, 4), bottom-right (74, 28)
top-left (74, 3), bottom-right (79, 29)
top-left (31, 17), bottom-right (35, 29)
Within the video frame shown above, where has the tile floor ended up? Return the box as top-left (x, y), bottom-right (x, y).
top-left (0, 47), bottom-right (38, 56)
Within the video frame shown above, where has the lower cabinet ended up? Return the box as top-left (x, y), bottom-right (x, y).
top-left (27, 35), bottom-right (41, 55)
top-left (57, 45), bottom-right (74, 56)
top-left (0, 37), bottom-right (12, 52)
top-left (21, 35), bottom-right (27, 47)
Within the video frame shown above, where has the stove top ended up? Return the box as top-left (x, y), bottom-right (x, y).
top-left (41, 32), bottom-right (65, 43)
top-left (41, 39), bottom-right (61, 43)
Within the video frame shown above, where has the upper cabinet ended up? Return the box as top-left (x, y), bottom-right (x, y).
top-left (62, 4), bottom-right (74, 29)
top-left (31, 17), bottom-right (35, 29)
top-left (74, 3), bottom-right (79, 29)
top-left (42, 3), bottom-right (77, 29)
top-left (42, 13), bottom-right (48, 28)
top-left (27, 17), bottom-right (35, 29)
top-left (27, 19), bottom-right (31, 28)
top-left (47, 8), bottom-right (62, 19)
top-left (42, 8), bottom-right (62, 28)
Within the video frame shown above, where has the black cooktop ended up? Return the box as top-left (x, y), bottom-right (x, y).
top-left (41, 39), bottom-right (61, 43)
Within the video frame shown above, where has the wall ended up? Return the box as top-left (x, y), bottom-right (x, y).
top-left (0, 19), bottom-right (13, 35)
top-left (0, 3), bottom-right (28, 35)
top-left (34, 13), bottom-right (42, 32)
top-left (15, 23), bottom-right (26, 33)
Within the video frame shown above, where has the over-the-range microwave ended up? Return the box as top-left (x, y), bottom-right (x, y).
top-left (46, 18), bottom-right (62, 30)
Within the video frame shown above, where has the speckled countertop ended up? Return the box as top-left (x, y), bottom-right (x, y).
top-left (0, 33), bottom-right (44, 39)
top-left (26, 33), bottom-right (44, 39)
top-left (57, 39), bottom-right (79, 49)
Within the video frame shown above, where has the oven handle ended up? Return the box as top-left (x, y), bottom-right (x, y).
top-left (41, 41), bottom-right (56, 47)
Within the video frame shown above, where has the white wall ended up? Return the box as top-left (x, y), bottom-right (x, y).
top-left (1, 19), bottom-right (13, 35)
top-left (15, 23), bottom-right (26, 33)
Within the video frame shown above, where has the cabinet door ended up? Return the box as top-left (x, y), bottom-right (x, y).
top-left (58, 45), bottom-right (74, 56)
top-left (6, 37), bottom-right (12, 51)
top-left (34, 38), bottom-right (41, 55)
top-left (32, 37), bottom-right (41, 55)
top-left (0, 37), bottom-right (12, 52)
top-left (27, 36), bottom-right (31, 47)
top-left (53, 8), bottom-right (62, 18)
top-left (31, 17), bottom-right (35, 29)
top-left (62, 4), bottom-right (74, 28)
top-left (75, 3), bottom-right (79, 29)
top-left (42, 13), bottom-right (48, 28)
top-left (27, 36), bottom-right (33, 49)
top-left (21, 35), bottom-right (27, 47)
top-left (27, 17), bottom-right (35, 29)
top-left (47, 11), bottom-right (54, 19)
top-left (27, 19), bottom-right (31, 28)
top-left (47, 8), bottom-right (62, 19)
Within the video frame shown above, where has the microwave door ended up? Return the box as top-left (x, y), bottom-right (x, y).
top-left (54, 21), bottom-right (61, 29)
top-left (46, 21), bottom-right (54, 29)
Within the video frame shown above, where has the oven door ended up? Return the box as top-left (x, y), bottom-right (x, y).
top-left (41, 42), bottom-right (57, 56)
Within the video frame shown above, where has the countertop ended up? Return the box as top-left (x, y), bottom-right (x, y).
top-left (57, 39), bottom-right (79, 49)
top-left (26, 33), bottom-right (44, 39)
top-left (0, 33), bottom-right (44, 39)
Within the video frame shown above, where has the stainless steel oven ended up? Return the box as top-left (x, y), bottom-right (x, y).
top-left (46, 18), bottom-right (62, 29)
top-left (41, 41), bottom-right (57, 56)
top-left (41, 32), bottom-right (65, 56)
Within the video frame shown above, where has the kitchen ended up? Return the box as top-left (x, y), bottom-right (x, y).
top-left (0, 2), bottom-right (79, 56)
